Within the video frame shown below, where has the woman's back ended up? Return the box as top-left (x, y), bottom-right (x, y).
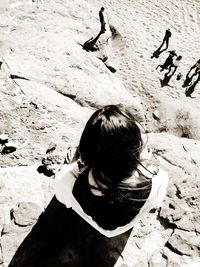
top-left (62, 105), bottom-right (162, 232)
top-left (72, 167), bottom-right (152, 230)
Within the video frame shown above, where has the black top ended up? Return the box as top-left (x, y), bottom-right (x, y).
top-left (72, 169), bottom-right (152, 230)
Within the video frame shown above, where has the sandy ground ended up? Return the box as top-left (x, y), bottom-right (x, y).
top-left (94, 0), bottom-right (200, 100)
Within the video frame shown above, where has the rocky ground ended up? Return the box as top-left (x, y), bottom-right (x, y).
top-left (0, 0), bottom-right (200, 266)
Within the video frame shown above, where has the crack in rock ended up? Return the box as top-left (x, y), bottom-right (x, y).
top-left (165, 241), bottom-right (188, 256)
top-left (174, 184), bottom-right (182, 199)
top-left (157, 211), bottom-right (177, 231)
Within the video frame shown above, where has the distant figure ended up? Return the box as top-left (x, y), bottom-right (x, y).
top-left (187, 59), bottom-right (200, 79)
top-left (185, 71), bottom-right (200, 97)
top-left (167, 55), bottom-right (182, 76)
top-left (182, 59), bottom-right (200, 88)
top-left (185, 79), bottom-right (198, 97)
top-left (159, 29), bottom-right (171, 51)
top-left (151, 29), bottom-right (172, 58)
top-left (82, 28), bottom-right (104, 52)
top-left (99, 7), bottom-right (106, 33)
top-left (156, 50), bottom-right (176, 71)
top-left (81, 7), bottom-right (106, 52)
top-left (182, 74), bottom-right (193, 88)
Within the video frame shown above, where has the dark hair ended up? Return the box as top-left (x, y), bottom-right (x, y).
top-left (78, 105), bottom-right (143, 185)
top-left (177, 55), bottom-right (182, 60)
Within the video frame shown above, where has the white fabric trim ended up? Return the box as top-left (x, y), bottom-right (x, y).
top-left (55, 162), bottom-right (168, 238)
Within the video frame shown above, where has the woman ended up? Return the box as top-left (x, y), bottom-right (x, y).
top-left (167, 55), bottom-right (182, 76)
top-left (156, 50), bottom-right (176, 72)
top-left (56, 105), bottom-right (168, 236)
top-left (8, 105), bottom-right (168, 267)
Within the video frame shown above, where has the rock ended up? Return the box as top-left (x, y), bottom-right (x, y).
top-left (1, 221), bottom-right (32, 267)
top-left (2, 220), bottom-right (32, 236)
top-left (37, 164), bottom-right (55, 177)
top-left (40, 144), bottom-right (67, 176)
top-left (12, 202), bottom-right (42, 227)
top-left (0, 166), bottom-right (54, 266)
top-left (45, 163), bottom-right (60, 174)
top-left (46, 142), bottom-right (57, 154)
top-left (167, 229), bottom-right (200, 257)
top-left (152, 109), bottom-right (160, 120)
top-left (152, 97), bottom-right (200, 139)
top-left (0, 165), bottom-right (54, 209)
top-left (163, 246), bottom-right (200, 267)
top-left (148, 253), bottom-right (167, 267)
top-left (42, 154), bottom-right (64, 166)
top-left (147, 133), bottom-right (200, 265)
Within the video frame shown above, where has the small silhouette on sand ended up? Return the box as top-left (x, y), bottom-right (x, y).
top-left (158, 55), bottom-right (182, 87)
top-left (167, 55), bottom-right (182, 76)
top-left (186, 59), bottom-right (200, 80)
top-left (82, 8), bottom-right (107, 52)
top-left (184, 71), bottom-right (200, 97)
top-left (99, 7), bottom-right (106, 33)
top-left (151, 29), bottom-right (172, 58)
top-left (82, 28), bottom-right (105, 52)
top-left (156, 50), bottom-right (176, 71)
top-left (182, 59), bottom-right (200, 92)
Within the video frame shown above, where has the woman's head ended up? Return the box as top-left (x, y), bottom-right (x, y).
top-left (78, 105), bottom-right (143, 183)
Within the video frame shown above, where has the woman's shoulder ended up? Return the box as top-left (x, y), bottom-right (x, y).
top-left (56, 162), bottom-right (80, 181)
top-left (152, 166), bottom-right (169, 185)
top-left (148, 166), bottom-right (169, 208)
top-left (55, 162), bottom-right (80, 204)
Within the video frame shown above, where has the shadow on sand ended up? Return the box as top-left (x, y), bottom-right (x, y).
top-left (159, 72), bottom-right (174, 87)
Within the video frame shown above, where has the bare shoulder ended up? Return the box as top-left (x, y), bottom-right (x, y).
top-left (55, 162), bottom-right (79, 182)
